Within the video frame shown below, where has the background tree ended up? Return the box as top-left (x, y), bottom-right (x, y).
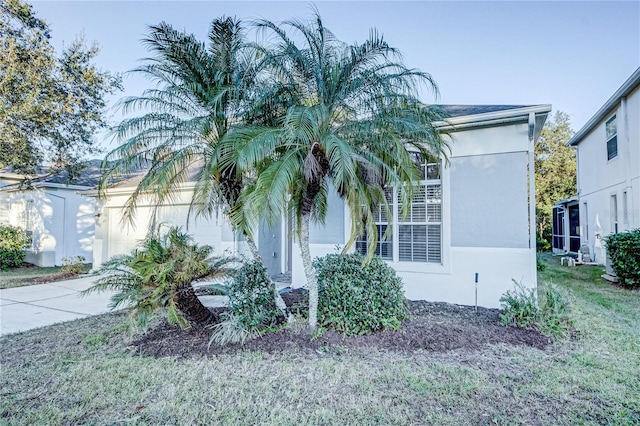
top-left (0, 0), bottom-right (121, 178)
top-left (535, 110), bottom-right (576, 250)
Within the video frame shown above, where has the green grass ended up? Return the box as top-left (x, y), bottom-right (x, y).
top-left (1, 253), bottom-right (639, 425)
top-left (0, 263), bottom-right (92, 289)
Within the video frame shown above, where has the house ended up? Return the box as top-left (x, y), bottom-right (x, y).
top-left (0, 162), bottom-right (101, 267)
top-left (293, 104), bottom-right (550, 308)
top-left (555, 67), bottom-right (640, 266)
top-left (92, 104), bottom-right (550, 308)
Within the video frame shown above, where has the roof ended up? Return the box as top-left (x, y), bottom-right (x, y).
top-left (438, 105), bottom-right (531, 118)
top-left (434, 104), bottom-right (551, 142)
top-left (554, 196), bottom-right (579, 207)
top-left (88, 104), bottom-right (553, 195)
top-left (0, 160), bottom-right (103, 191)
top-left (569, 67), bottom-right (640, 146)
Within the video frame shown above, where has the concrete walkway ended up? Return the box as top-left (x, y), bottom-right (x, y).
top-left (0, 276), bottom-right (234, 337)
top-left (0, 276), bottom-right (117, 336)
top-left (0, 269), bottom-right (294, 337)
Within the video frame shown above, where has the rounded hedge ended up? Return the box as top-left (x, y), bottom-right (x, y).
top-left (314, 253), bottom-right (408, 335)
top-left (0, 225), bottom-right (28, 270)
top-left (604, 229), bottom-right (640, 287)
top-left (227, 260), bottom-right (283, 331)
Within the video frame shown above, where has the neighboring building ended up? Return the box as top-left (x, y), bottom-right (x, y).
top-left (92, 104), bottom-right (550, 308)
top-left (557, 67), bottom-right (640, 265)
top-left (0, 162), bottom-right (102, 267)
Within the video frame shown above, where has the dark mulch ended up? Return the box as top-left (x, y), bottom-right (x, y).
top-left (132, 289), bottom-right (551, 359)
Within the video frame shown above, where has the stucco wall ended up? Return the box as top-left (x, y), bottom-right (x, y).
top-left (1, 188), bottom-right (95, 267)
top-left (450, 152), bottom-right (529, 248)
top-left (93, 188), bottom-right (242, 269)
top-left (576, 84), bottom-right (640, 264)
top-left (290, 121), bottom-right (537, 308)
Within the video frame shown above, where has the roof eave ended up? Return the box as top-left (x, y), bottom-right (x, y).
top-left (568, 67), bottom-right (640, 147)
top-left (0, 182), bottom-right (93, 192)
top-left (435, 104), bottom-right (551, 131)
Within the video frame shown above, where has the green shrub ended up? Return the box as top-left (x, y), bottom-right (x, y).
top-left (314, 253), bottom-right (408, 336)
top-left (538, 283), bottom-right (573, 337)
top-left (209, 260), bottom-right (282, 345)
top-left (536, 254), bottom-right (546, 272)
top-left (61, 256), bottom-right (86, 275)
top-left (0, 225), bottom-right (28, 270)
top-left (604, 229), bottom-right (640, 287)
top-left (499, 280), bottom-right (539, 329)
top-left (500, 279), bottom-right (572, 338)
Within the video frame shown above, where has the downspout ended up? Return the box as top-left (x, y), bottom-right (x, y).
top-left (528, 112), bottom-right (536, 251)
top-left (621, 97), bottom-right (633, 229)
top-left (45, 191), bottom-right (66, 264)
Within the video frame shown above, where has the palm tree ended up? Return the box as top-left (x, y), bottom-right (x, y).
top-left (100, 17), bottom-right (249, 227)
top-left (220, 11), bottom-right (450, 330)
top-left (99, 18), bottom-right (289, 318)
top-left (83, 226), bottom-right (233, 328)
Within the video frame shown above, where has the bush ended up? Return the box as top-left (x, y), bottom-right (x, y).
top-left (500, 279), bottom-right (573, 338)
top-left (61, 256), bottom-right (86, 275)
top-left (0, 225), bottom-right (28, 270)
top-left (314, 253), bottom-right (408, 336)
top-left (209, 260), bottom-right (282, 345)
top-left (499, 280), bottom-right (539, 329)
top-left (538, 283), bottom-right (573, 337)
top-left (536, 254), bottom-right (546, 272)
top-left (604, 229), bottom-right (640, 287)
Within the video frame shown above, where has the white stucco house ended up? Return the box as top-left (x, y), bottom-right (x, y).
top-left (553, 67), bottom-right (639, 266)
top-left (0, 162), bottom-right (101, 267)
top-left (93, 104), bottom-right (550, 308)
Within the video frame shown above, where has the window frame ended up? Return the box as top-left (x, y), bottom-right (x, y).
top-left (606, 115), bottom-right (618, 160)
top-left (356, 153), bottom-right (444, 266)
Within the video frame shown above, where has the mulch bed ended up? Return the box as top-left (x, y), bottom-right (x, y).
top-left (132, 290), bottom-right (551, 358)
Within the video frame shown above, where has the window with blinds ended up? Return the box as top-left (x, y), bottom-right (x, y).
top-left (356, 153), bottom-right (442, 264)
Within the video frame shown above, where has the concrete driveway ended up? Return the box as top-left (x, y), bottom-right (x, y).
top-left (0, 276), bottom-right (231, 337)
top-left (0, 276), bottom-right (116, 336)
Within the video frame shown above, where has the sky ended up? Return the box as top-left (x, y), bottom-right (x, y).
top-left (30, 0), bottom-right (640, 151)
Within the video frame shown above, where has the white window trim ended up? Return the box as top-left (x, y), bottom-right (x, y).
top-left (355, 155), bottom-right (451, 275)
top-left (606, 115), bottom-right (618, 160)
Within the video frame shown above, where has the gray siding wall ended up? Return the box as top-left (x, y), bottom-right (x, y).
top-left (310, 184), bottom-right (345, 244)
top-left (450, 151), bottom-right (529, 248)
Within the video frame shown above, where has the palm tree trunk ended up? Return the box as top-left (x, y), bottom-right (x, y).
top-left (299, 212), bottom-right (318, 330)
top-left (246, 236), bottom-right (291, 322)
top-left (175, 282), bottom-right (218, 325)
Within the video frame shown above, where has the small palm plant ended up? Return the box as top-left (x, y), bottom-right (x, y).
top-left (83, 226), bottom-right (234, 329)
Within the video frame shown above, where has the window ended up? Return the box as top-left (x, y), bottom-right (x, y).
top-left (606, 116), bottom-right (617, 160)
top-left (356, 153), bottom-right (442, 263)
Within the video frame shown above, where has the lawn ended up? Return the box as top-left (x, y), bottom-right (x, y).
top-left (0, 263), bottom-right (92, 289)
top-left (0, 254), bottom-right (638, 425)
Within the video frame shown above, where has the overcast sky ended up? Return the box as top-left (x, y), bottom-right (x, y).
top-left (31, 0), bottom-right (640, 150)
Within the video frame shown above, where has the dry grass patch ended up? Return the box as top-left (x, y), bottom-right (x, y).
top-left (1, 254), bottom-right (639, 425)
top-left (0, 263), bottom-right (92, 289)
